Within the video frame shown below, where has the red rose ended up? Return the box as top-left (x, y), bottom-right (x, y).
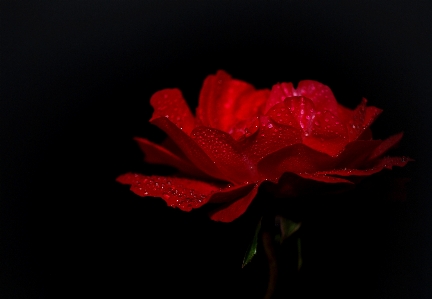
top-left (117, 70), bottom-right (410, 222)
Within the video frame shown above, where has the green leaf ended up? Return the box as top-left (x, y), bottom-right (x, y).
top-left (242, 218), bottom-right (262, 268)
top-left (275, 216), bottom-right (301, 244)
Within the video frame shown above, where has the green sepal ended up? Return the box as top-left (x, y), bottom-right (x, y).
top-left (242, 217), bottom-right (262, 268)
top-left (297, 237), bottom-right (302, 271)
top-left (275, 216), bottom-right (301, 244)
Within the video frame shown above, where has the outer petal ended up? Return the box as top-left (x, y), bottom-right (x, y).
top-left (314, 156), bottom-right (412, 177)
top-left (116, 173), bottom-right (220, 211)
top-left (150, 116), bottom-right (226, 181)
top-left (368, 132), bottom-right (404, 160)
top-left (134, 137), bottom-right (206, 177)
top-left (150, 89), bottom-right (196, 134)
top-left (347, 98), bottom-right (382, 141)
top-left (117, 173), bottom-right (259, 221)
top-left (190, 126), bottom-right (258, 184)
top-left (196, 70), bottom-right (269, 134)
top-left (257, 140), bottom-right (382, 183)
top-left (209, 185), bottom-right (259, 222)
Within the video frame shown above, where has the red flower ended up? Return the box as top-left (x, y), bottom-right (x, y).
top-left (117, 70), bottom-right (410, 222)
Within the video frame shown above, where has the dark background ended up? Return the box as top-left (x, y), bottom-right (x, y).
top-left (2, 1), bottom-right (431, 298)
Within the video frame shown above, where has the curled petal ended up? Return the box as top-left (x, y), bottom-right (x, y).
top-left (150, 116), bottom-right (226, 181)
top-left (196, 70), bottom-right (268, 134)
top-left (209, 185), bottom-right (259, 222)
top-left (150, 89), bottom-right (196, 134)
top-left (347, 98), bottom-right (382, 141)
top-left (134, 137), bottom-right (206, 177)
top-left (191, 126), bottom-right (258, 184)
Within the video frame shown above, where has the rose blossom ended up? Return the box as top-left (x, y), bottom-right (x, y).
top-left (117, 70), bottom-right (410, 222)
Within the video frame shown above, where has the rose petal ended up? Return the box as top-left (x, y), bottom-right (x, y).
top-left (347, 98), bottom-right (382, 141)
top-left (209, 185), bottom-right (259, 222)
top-left (117, 173), bottom-right (259, 220)
top-left (314, 156), bottom-right (412, 177)
top-left (191, 126), bottom-right (258, 184)
top-left (368, 132), bottom-right (404, 160)
top-left (116, 173), bottom-right (221, 211)
top-left (149, 89), bottom-right (196, 134)
top-left (257, 140), bottom-right (383, 183)
top-left (208, 183), bottom-right (256, 204)
top-left (283, 96), bottom-right (316, 136)
top-left (150, 116), bottom-right (226, 181)
top-left (257, 143), bottom-right (333, 182)
top-left (134, 137), bottom-right (206, 177)
top-left (241, 116), bottom-right (302, 163)
top-left (196, 70), bottom-right (267, 134)
top-left (297, 173), bottom-right (354, 184)
top-left (264, 82), bottom-right (296, 113)
top-left (304, 110), bottom-right (348, 156)
top-left (295, 80), bottom-right (339, 115)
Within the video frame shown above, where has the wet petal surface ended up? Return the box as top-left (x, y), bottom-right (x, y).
top-left (150, 89), bottom-right (196, 134)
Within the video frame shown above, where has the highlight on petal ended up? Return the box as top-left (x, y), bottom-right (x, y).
top-left (209, 185), bottom-right (259, 222)
top-left (196, 70), bottom-right (269, 135)
top-left (150, 89), bottom-right (196, 134)
top-left (283, 96), bottom-right (316, 137)
top-left (134, 137), bottom-right (206, 177)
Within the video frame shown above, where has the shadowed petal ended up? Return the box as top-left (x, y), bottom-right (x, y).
top-left (368, 132), bottom-right (404, 160)
top-left (209, 185), bottom-right (259, 222)
top-left (150, 116), bottom-right (226, 181)
top-left (134, 137), bottom-right (206, 177)
top-left (191, 126), bottom-right (258, 184)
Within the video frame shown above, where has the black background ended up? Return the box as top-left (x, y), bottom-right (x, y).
top-left (2, 1), bottom-right (431, 298)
